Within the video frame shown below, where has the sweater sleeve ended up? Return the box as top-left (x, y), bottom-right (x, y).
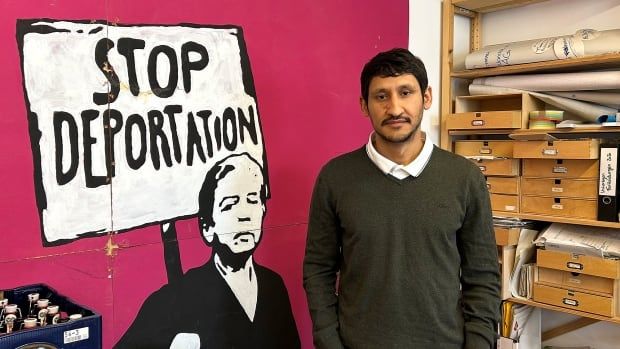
top-left (458, 169), bottom-right (501, 349)
top-left (303, 171), bottom-right (345, 349)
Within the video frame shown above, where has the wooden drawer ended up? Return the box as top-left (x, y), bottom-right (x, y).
top-left (487, 176), bottom-right (519, 194)
top-left (490, 193), bottom-right (519, 213)
top-left (522, 159), bottom-right (599, 179)
top-left (533, 283), bottom-right (614, 317)
top-left (537, 267), bottom-right (615, 296)
top-left (448, 93), bottom-right (538, 130)
top-left (520, 196), bottom-right (596, 220)
top-left (470, 159), bottom-right (520, 176)
top-left (494, 227), bottom-right (520, 246)
top-left (455, 141), bottom-right (514, 158)
top-left (520, 178), bottom-right (597, 199)
top-left (514, 140), bottom-right (599, 159)
top-left (537, 249), bottom-right (620, 279)
top-left (447, 111), bottom-right (522, 130)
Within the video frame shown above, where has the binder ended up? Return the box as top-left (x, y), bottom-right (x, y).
top-left (598, 143), bottom-right (620, 222)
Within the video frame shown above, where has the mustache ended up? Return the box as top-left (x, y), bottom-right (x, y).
top-left (381, 115), bottom-right (411, 125)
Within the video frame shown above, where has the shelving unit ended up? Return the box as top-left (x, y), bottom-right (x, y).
top-left (440, 0), bottom-right (620, 343)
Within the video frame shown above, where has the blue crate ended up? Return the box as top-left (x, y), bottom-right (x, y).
top-left (0, 284), bottom-right (101, 349)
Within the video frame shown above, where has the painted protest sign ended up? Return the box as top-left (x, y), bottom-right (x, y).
top-left (18, 20), bottom-right (265, 244)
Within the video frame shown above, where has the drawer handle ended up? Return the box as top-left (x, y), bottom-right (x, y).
top-left (471, 120), bottom-right (485, 126)
top-left (567, 261), bottom-right (583, 270)
top-left (562, 298), bottom-right (579, 307)
top-left (543, 148), bottom-right (558, 156)
top-left (486, 183), bottom-right (491, 189)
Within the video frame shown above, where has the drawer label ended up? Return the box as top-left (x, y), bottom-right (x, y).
top-left (479, 148), bottom-right (492, 154)
top-left (562, 298), bottom-right (579, 307)
top-left (505, 205), bottom-right (516, 211)
top-left (567, 262), bottom-right (583, 270)
top-left (543, 148), bottom-right (558, 156)
top-left (552, 187), bottom-right (564, 193)
top-left (471, 120), bottom-right (484, 126)
top-left (478, 166), bottom-right (487, 172)
top-left (567, 278), bottom-right (582, 284)
top-left (553, 166), bottom-right (568, 173)
top-left (552, 204), bottom-right (564, 210)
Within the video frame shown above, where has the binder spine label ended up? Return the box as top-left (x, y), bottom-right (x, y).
top-left (599, 148), bottom-right (617, 196)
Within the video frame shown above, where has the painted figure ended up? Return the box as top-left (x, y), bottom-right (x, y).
top-left (303, 48), bottom-right (501, 348)
top-left (116, 153), bottom-right (300, 349)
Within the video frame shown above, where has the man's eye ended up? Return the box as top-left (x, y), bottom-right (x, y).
top-left (248, 197), bottom-right (259, 204)
top-left (220, 197), bottom-right (239, 212)
top-left (375, 94), bottom-right (387, 101)
top-left (401, 90), bottom-right (411, 96)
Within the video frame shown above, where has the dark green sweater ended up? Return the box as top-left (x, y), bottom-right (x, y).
top-left (303, 146), bottom-right (500, 349)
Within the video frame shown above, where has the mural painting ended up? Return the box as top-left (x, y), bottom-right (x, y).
top-left (18, 19), bottom-right (299, 348)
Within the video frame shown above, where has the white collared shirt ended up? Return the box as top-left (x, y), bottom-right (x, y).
top-left (365, 132), bottom-right (434, 179)
top-left (214, 254), bottom-right (258, 321)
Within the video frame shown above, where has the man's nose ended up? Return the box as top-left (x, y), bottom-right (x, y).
top-left (386, 96), bottom-right (403, 116)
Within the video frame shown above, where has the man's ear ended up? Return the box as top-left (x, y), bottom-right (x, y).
top-left (360, 97), bottom-right (369, 117)
top-left (423, 86), bottom-right (433, 110)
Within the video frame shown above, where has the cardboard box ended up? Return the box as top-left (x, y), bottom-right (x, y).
top-left (0, 284), bottom-right (101, 349)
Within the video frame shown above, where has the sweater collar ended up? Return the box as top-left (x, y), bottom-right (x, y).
top-left (365, 132), bottom-right (434, 179)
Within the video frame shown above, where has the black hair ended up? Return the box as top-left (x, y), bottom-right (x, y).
top-left (360, 48), bottom-right (428, 102)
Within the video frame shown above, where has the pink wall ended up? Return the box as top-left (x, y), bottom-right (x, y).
top-left (1, 0), bottom-right (408, 347)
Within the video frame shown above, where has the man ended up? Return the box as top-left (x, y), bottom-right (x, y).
top-left (303, 48), bottom-right (500, 348)
top-left (116, 153), bottom-right (300, 349)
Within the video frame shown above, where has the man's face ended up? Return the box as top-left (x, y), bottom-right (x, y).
top-left (204, 165), bottom-right (264, 254)
top-left (361, 74), bottom-right (431, 144)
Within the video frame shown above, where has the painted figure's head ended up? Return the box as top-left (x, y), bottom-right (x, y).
top-left (198, 153), bottom-right (267, 269)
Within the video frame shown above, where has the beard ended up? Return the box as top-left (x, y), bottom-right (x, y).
top-left (375, 115), bottom-right (420, 143)
top-left (211, 235), bottom-right (256, 272)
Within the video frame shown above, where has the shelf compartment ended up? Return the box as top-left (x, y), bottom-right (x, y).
top-left (520, 177), bottom-right (597, 199)
top-left (522, 159), bottom-right (599, 179)
top-left (470, 158), bottom-right (520, 176)
top-left (451, 53), bottom-right (620, 79)
top-left (521, 195), bottom-right (597, 220)
top-left (514, 139), bottom-right (600, 160)
top-left (447, 93), bottom-right (539, 130)
top-left (533, 283), bottom-right (615, 317)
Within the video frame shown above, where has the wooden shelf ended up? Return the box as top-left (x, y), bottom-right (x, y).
top-left (453, 0), bottom-right (549, 13)
top-left (449, 127), bottom-right (620, 139)
top-left (508, 297), bottom-right (620, 324)
top-left (452, 53), bottom-right (620, 79)
top-left (493, 212), bottom-right (620, 229)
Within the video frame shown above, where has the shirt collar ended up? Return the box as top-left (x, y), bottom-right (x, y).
top-left (365, 132), bottom-right (434, 179)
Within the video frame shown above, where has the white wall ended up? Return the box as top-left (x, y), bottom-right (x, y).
top-left (409, 0), bottom-right (620, 348)
top-left (409, 0), bottom-right (442, 144)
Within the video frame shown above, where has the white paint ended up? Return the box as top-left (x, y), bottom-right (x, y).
top-left (21, 21), bottom-right (264, 242)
